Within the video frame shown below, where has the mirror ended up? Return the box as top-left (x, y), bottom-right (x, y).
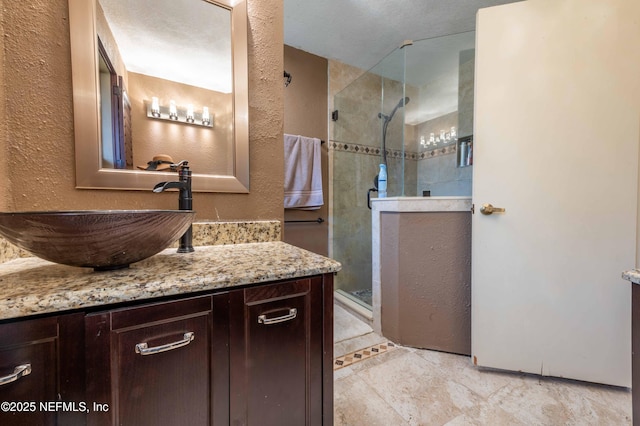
top-left (68, 0), bottom-right (249, 192)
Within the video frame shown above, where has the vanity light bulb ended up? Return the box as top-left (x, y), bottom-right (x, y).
top-left (151, 97), bottom-right (161, 118)
top-left (420, 135), bottom-right (426, 147)
top-left (202, 107), bottom-right (210, 125)
top-left (429, 133), bottom-right (435, 145)
top-left (451, 126), bottom-right (457, 140)
top-left (440, 129), bottom-right (446, 142)
top-left (169, 100), bottom-right (178, 120)
top-left (186, 104), bottom-right (195, 123)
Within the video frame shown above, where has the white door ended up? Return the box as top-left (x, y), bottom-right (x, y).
top-left (472, 0), bottom-right (640, 387)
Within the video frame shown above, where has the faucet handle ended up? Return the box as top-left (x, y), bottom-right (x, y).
top-left (171, 160), bottom-right (189, 170)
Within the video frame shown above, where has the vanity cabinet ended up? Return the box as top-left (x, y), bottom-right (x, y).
top-left (229, 276), bottom-right (329, 425)
top-left (85, 295), bottom-right (218, 426)
top-left (83, 273), bottom-right (333, 426)
top-left (0, 272), bottom-right (333, 426)
top-left (0, 314), bottom-right (86, 426)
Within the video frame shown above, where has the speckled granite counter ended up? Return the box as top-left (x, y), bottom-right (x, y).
top-left (0, 241), bottom-right (341, 321)
top-left (623, 269), bottom-right (640, 285)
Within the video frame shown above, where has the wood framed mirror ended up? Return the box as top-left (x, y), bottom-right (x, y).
top-left (68, 0), bottom-right (249, 192)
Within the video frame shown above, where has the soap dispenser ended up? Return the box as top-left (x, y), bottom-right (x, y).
top-left (378, 164), bottom-right (387, 198)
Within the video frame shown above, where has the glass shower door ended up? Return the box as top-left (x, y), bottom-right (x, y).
top-left (330, 48), bottom-right (406, 309)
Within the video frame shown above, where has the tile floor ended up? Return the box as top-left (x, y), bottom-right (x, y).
top-left (333, 303), bottom-right (632, 425)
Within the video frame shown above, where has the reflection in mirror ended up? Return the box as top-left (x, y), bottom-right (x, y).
top-left (68, 0), bottom-right (249, 192)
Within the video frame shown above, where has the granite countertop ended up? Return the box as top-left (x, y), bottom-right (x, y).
top-left (622, 269), bottom-right (640, 285)
top-left (0, 242), bottom-right (341, 321)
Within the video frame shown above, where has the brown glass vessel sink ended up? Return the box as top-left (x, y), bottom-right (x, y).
top-left (0, 210), bottom-right (196, 270)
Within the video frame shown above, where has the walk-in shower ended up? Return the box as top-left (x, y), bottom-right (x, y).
top-left (330, 31), bottom-right (475, 310)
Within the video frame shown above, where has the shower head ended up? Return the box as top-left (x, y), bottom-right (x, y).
top-left (378, 97), bottom-right (411, 121)
top-left (397, 96), bottom-right (410, 108)
top-left (386, 96), bottom-right (410, 122)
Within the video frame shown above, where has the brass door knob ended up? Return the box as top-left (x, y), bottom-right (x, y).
top-left (480, 203), bottom-right (505, 215)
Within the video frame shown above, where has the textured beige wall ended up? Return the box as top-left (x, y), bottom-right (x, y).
top-left (1, 0), bottom-right (284, 222)
top-left (283, 45), bottom-right (329, 256)
top-left (128, 73), bottom-right (233, 176)
top-left (0, 5), bottom-right (7, 210)
top-left (380, 211), bottom-right (471, 355)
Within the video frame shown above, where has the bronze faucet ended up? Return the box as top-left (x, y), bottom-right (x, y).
top-left (153, 160), bottom-right (194, 253)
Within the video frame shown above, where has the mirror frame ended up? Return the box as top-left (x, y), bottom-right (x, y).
top-left (68, 0), bottom-right (249, 192)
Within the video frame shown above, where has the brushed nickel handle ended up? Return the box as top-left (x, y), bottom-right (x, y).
top-left (480, 203), bottom-right (506, 215)
top-left (135, 332), bottom-right (194, 356)
top-left (0, 364), bottom-right (31, 386)
top-left (258, 308), bottom-right (297, 325)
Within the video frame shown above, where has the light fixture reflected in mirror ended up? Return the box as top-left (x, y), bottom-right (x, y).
top-left (169, 100), bottom-right (178, 120)
top-left (420, 127), bottom-right (457, 148)
top-left (186, 104), bottom-right (195, 123)
top-left (151, 97), bottom-right (161, 117)
top-left (145, 98), bottom-right (213, 128)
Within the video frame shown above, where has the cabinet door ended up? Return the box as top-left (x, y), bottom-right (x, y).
top-left (230, 277), bottom-right (325, 426)
top-left (0, 316), bottom-right (58, 426)
top-left (0, 314), bottom-right (85, 426)
top-left (86, 296), bottom-right (213, 426)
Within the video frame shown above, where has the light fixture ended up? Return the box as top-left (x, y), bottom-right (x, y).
top-left (151, 97), bottom-right (161, 118)
top-left (186, 104), bottom-right (195, 123)
top-left (420, 127), bottom-right (458, 149)
top-left (169, 100), bottom-right (178, 120)
top-left (146, 98), bottom-right (214, 127)
top-left (202, 107), bottom-right (211, 126)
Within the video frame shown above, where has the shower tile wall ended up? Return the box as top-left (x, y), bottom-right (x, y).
top-left (410, 48), bottom-right (475, 197)
top-left (327, 45), bottom-right (475, 298)
top-left (329, 60), bottom-right (407, 300)
top-left (417, 153), bottom-right (472, 196)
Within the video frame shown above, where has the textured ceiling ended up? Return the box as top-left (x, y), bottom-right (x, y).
top-left (284, 0), bottom-right (522, 124)
top-left (99, 0), bottom-right (232, 93)
top-left (284, 0), bottom-right (523, 72)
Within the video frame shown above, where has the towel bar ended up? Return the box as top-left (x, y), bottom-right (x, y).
top-left (284, 218), bottom-right (324, 224)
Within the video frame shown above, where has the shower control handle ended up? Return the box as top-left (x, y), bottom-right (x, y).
top-left (367, 188), bottom-right (378, 210)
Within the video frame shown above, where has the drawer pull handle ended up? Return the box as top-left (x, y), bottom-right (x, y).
top-left (0, 364), bottom-right (31, 386)
top-left (135, 332), bottom-right (194, 356)
top-left (258, 308), bottom-right (297, 325)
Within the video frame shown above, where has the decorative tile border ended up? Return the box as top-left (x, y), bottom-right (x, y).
top-left (418, 144), bottom-right (456, 159)
top-left (334, 341), bottom-right (397, 370)
top-left (329, 140), bottom-right (455, 161)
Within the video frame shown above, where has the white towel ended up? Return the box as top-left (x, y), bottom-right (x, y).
top-left (284, 134), bottom-right (323, 210)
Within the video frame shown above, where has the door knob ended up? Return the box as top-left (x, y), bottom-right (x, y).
top-left (480, 203), bottom-right (505, 215)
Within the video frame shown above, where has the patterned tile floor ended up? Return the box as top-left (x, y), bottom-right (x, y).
top-left (333, 303), bottom-right (632, 425)
top-left (334, 341), bottom-right (396, 370)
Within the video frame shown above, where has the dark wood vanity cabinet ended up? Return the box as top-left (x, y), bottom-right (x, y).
top-left (0, 273), bottom-right (333, 426)
top-left (85, 295), bottom-right (219, 426)
top-left (0, 313), bottom-right (86, 426)
top-left (229, 276), bottom-right (331, 426)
